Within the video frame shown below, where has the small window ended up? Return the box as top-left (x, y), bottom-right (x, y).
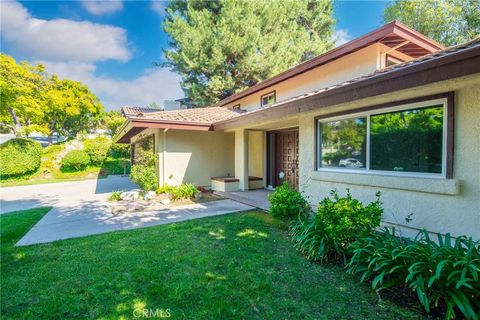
top-left (232, 104), bottom-right (240, 110)
top-left (261, 91), bottom-right (276, 107)
top-left (385, 54), bottom-right (404, 67)
top-left (317, 98), bottom-right (448, 177)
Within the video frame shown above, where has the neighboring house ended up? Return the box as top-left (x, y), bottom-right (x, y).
top-left (115, 21), bottom-right (480, 239)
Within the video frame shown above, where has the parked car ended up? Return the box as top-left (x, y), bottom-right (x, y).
top-left (339, 158), bottom-right (363, 168)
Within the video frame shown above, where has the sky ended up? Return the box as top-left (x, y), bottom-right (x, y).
top-left (0, 0), bottom-right (389, 111)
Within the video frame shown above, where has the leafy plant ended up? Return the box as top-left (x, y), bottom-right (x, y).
top-left (108, 190), bottom-right (124, 201)
top-left (268, 182), bottom-right (310, 220)
top-left (108, 143), bottom-right (130, 159)
top-left (61, 150), bottom-right (90, 171)
top-left (347, 228), bottom-right (480, 319)
top-left (130, 164), bottom-right (157, 191)
top-left (83, 136), bottom-right (111, 165)
top-left (290, 189), bottom-right (383, 263)
top-left (0, 138), bottom-right (42, 178)
top-left (156, 183), bottom-right (197, 200)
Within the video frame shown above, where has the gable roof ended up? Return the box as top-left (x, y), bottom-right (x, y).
top-left (213, 21), bottom-right (444, 108)
top-left (213, 38), bottom-right (480, 130)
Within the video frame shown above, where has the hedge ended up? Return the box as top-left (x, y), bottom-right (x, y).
top-left (61, 150), bottom-right (90, 171)
top-left (0, 138), bottom-right (42, 178)
top-left (84, 136), bottom-right (111, 165)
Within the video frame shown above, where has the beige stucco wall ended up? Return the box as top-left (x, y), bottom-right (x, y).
top-left (248, 131), bottom-right (264, 178)
top-left (159, 130), bottom-right (235, 187)
top-left (296, 75), bottom-right (480, 240)
top-left (223, 43), bottom-right (414, 112)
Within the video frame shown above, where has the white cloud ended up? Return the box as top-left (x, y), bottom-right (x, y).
top-left (334, 29), bottom-right (353, 46)
top-left (151, 1), bottom-right (168, 17)
top-left (82, 1), bottom-right (123, 15)
top-left (42, 61), bottom-right (184, 110)
top-left (0, 1), bottom-right (131, 62)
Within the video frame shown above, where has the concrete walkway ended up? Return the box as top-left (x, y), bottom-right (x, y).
top-left (16, 199), bottom-right (253, 246)
top-left (215, 189), bottom-right (272, 211)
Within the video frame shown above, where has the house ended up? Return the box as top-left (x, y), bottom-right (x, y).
top-left (115, 21), bottom-right (480, 239)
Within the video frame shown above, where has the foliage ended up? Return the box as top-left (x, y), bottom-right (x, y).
top-left (157, 183), bottom-right (198, 200)
top-left (0, 53), bottom-right (46, 136)
top-left (347, 229), bottom-right (480, 319)
top-left (290, 189), bottom-right (383, 263)
top-left (1, 209), bottom-right (418, 319)
top-left (61, 150), bottom-right (90, 171)
top-left (163, 0), bottom-right (335, 106)
top-left (108, 143), bottom-right (130, 159)
top-left (0, 138), bottom-right (42, 178)
top-left (0, 53), bottom-right (104, 142)
top-left (384, 0), bottom-right (480, 46)
top-left (268, 182), bottom-right (311, 220)
top-left (101, 110), bottom-right (125, 137)
top-left (108, 190), bottom-right (124, 202)
top-left (130, 164), bottom-right (157, 191)
top-left (83, 136), bottom-right (111, 165)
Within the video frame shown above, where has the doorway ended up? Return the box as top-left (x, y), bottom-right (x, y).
top-left (267, 128), bottom-right (299, 190)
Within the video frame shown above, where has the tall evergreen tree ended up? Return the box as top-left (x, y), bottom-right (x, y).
top-left (384, 0), bottom-right (480, 46)
top-left (163, 0), bottom-right (335, 106)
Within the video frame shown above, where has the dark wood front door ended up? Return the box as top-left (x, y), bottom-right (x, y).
top-left (274, 130), bottom-right (299, 189)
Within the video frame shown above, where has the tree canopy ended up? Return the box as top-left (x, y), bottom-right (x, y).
top-left (0, 53), bottom-right (104, 143)
top-left (384, 0), bottom-right (480, 46)
top-left (163, 0), bottom-right (335, 107)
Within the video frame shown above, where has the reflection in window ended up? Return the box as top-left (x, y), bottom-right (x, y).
top-left (320, 117), bottom-right (366, 169)
top-left (370, 105), bottom-right (444, 173)
top-left (261, 92), bottom-right (276, 107)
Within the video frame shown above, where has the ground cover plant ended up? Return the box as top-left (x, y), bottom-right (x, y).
top-left (156, 183), bottom-right (198, 200)
top-left (0, 209), bottom-right (418, 319)
top-left (347, 228), bottom-right (480, 319)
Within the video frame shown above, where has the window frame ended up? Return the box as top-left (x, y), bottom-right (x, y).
top-left (232, 104), bottom-right (241, 110)
top-left (315, 93), bottom-right (454, 179)
top-left (260, 91), bottom-right (276, 107)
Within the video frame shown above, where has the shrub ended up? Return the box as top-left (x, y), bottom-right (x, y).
top-left (83, 137), bottom-right (111, 165)
top-left (108, 190), bottom-right (124, 201)
top-left (130, 164), bottom-right (157, 191)
top-left (268, 182), bottom-right (310, 220)
top-left (290, 189), bottom-right (383, 263)
top-left (0, 138), bottom-right (42, 178)
top-left (61, 150), bottom-right (90, 171)
top-left (108, 143), bottom-right (130, 159)
top-left (347, 229), bottom-right (480, 319)
top-left (156, 183), bottom-right (197, 200)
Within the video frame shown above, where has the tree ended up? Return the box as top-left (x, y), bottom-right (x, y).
top-left (163, 0), bottom-right (335, 106)
top-left (0, 54), bottom-right (47, 136)
top-left (384, 0), bottom-right (480, 46)
top-left (42, 76), bottom-right (103, 144)
top-left (102, 110), bottom-right (126, 137)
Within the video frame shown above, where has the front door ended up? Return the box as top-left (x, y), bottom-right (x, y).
top-left (274, 129), bottom-right (299, 189)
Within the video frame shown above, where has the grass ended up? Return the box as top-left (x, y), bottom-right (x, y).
top-left (0, 209), bottom-right (420, 319)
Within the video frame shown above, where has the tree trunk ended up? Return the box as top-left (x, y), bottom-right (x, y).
top-left (7, 107), bottom-right (22, 136)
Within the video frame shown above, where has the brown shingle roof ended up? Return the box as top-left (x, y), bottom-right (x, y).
top-left (122, 106), bottom-right (242, 125)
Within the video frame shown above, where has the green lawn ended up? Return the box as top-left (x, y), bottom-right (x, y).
top-left (0, 209), bottom-right (421, 319)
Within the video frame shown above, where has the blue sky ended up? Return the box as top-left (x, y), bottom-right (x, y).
top-left (1, 1), bottom-right (389, 110)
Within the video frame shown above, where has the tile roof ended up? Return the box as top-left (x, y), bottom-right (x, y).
top-left (122, 106), bottom-right (243, 125)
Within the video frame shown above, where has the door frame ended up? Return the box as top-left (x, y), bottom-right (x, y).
top-left (266, 127), bottom-right (299, 189)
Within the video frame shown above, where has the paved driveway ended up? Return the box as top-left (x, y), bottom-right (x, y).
top-left (0, 176), bottom-right (253, 246)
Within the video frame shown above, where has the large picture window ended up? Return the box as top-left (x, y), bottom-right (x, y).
top-left (317, 97), bottom-right (450, 177)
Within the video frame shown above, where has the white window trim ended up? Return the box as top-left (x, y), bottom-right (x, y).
top-left (261, 92), bottom-right (276, 107)
top-left (316, 97), bottom-right (448, 179)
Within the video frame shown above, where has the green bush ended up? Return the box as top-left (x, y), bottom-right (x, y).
top-left (84, 137), bottom-right (111, 165)
top-left (108, 143), bottom-right (130, 159)
top-left (0, 138), bottom-right (42, 178)
top-left (108, 190), bottom-right (124, 201)
top-left (347, 229), bottom-right (480, 319)
top-left (61, 150), bottom-right (90, 171)
top-left (156, 183), bottom-right (198, 200)
top-left (268, 182), bottom-right (310, 220)
top-left (290, 189), bottom-right (382, 263)
top-left (130, 164), bottom-right (157, 191)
